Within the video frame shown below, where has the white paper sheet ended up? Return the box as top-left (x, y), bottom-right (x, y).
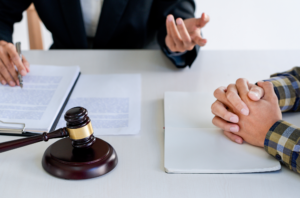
top-left (164, 92), bottom-right (281, 173)
top-left (56, 74), bottom-right (141, 135)
top-left (0, 65), bottom-right (80, 133)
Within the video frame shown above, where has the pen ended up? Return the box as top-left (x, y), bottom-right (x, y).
top-left (15, 42), bottom-right (23, 88)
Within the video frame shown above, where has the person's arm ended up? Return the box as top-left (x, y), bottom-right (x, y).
top-left (265, 120), bottom-right (300, 174)
top-left (153, 0), bottom-right (207, 68)
top-left (263, 67), bottom-right (300, 112)
top-left (262, 67), bottom-right (300, 173)
top-left (0, 0), bottom-right (31, 86)
top-left (0, 0), bottom-right (32, 42)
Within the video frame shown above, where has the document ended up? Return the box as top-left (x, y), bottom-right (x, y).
top-left (56, 74), bottom-right (141, 135)
top-left (0, 65), bottom-right (80, 133)
top-left (164, 92), bottom-right (281, 174)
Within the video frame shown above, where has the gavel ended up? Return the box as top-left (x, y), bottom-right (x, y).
top-left (0, 107), bottom-right (118, 180)
top-left (0, 107), bottom-right (95, 152)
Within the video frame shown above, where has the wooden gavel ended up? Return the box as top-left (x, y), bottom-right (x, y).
top-left (0, 107), bottom-right (118, 180)
top-left (0, 107), bottom-right (95, 153)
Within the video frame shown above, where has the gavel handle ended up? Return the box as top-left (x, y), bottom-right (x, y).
top-left (0, 128), bottom-right (69, 153)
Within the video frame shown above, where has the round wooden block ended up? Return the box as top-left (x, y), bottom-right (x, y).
top-left (42, 137), bottom-right (118, 180)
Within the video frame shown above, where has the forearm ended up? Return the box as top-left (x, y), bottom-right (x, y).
top-left (0, 21), bottom-right (13, 43)
top-left (265, 120), bottom-right (300, 173)
top-left (0, 0), bottom-right (32, 43)
top-left (155, 0), bottom-right (199, 68)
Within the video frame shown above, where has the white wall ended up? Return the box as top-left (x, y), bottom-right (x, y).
top-left (12, 0), bottom-right (300, 51)
top-left (195, 0), bottom-right (300, 50)
top-left (12, 13), bottom-right (53, 50)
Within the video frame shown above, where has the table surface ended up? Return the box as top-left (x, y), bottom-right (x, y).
top-left (0, 50), bottom-right (299, 198)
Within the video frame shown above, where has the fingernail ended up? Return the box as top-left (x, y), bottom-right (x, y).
top-left (235, 138), bottom-right (243, 144)
top-left (176, 19), bottom-right (182, 25)
top-left (249, 91), bottom-right (259, 99)
top-left (230, 126), bottom-right (239, 133)
top-left (21, 70), bottom-right (27, 76)
top-left (230, 116), bottom-right (238, 123)
top-left (241, 108), bottom-right (249, 116)
top-left (200, 40), bottom-right (207, 46)
top-left (1, 80), bottom-right (6, 85)
top-left (167, 15), bottom-right (173, 22)
top-left (9, 81), bottom-right (16, 86)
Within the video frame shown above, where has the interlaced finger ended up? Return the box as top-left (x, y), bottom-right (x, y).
top-left (226, 84), bottom-right (249, 116)
top-left (211, 100), bottom-right (239, 123)
top-left (212, 116), bottom-right (239, 133)
top-left (224, 131), bottom-right (244, 144)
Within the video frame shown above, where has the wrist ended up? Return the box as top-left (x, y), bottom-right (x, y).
top-left (258, 119), bottom-right (281, 147)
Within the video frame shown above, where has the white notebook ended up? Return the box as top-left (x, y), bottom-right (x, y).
top-left (0, 65), bottom-right (80, 134)
top-left (164, 92), bottom-right (281, 173)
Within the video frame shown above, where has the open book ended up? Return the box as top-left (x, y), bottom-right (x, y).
top-left (0, 65), bottom-right (80, 135)
top-left (164, 92), bottom-right (281, 173)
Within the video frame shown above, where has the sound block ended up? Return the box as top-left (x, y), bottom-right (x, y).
top-left (42, 137), bottom-right (118, 180)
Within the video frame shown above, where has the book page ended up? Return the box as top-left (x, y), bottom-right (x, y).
top-left (0, 65), bottom-right (80, 133)
top-left (164, 92), bottom-right (280, 173)
top-left (56, 74), bottom-right (141, 135)
top-left (165, 127), bottom-right (280, 173)
top-left (164, 92), bottom-right (217, 129)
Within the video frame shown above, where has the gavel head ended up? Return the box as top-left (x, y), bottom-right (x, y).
top-left (64, 107), bottom-right (96, 148)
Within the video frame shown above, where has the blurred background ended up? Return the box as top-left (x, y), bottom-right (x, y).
top-left (13, 0), bottom-right (300, 51)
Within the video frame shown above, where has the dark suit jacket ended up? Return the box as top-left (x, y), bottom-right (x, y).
top-left (0, 0), bottom-right (199, 67)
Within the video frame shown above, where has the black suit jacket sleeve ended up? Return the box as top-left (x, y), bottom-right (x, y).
top-left (0, 0), bottom-right (32, 43)
top-left (155, 0), bottom-right (199, 68)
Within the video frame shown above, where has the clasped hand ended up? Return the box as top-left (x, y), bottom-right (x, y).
top-left (211, 79), bottom-right (282, 147)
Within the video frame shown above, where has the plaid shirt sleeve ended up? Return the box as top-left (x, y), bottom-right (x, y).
top-left (264, 67), bottom-right (300, 112)
top-left (263, 67), bottom-right (300, 173)
top-left (265, 120), bottom-right (300, 174)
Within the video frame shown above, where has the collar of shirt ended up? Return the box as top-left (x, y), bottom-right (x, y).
top-left (80, 0), bottom-right (104, 38)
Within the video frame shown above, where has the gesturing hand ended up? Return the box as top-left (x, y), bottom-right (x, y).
top-left (165, 13), bottom-right (210, 53)
top-left (0, 40), bottom-right (30, 86)
top-left (212, 79), bottom-right (282, 147)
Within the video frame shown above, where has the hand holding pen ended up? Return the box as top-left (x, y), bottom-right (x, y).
top-left (0, 40), bottom-right (30, 87)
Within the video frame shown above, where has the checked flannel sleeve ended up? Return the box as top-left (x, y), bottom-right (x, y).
top-left (263, 67), bottom-right (300, 173)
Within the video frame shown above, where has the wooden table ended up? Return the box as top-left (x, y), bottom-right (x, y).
top-left (0, 50), bottom-right (299, 198)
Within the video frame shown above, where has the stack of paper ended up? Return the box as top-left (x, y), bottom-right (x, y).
top-left (0, 65), bottom-right (80, 133)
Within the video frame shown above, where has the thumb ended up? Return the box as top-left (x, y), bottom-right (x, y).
top-left (248, 83), bottom-right (264, 101)
top-left (196, 13), bottom-right (210, 28)
top-left (257, 81), bottom-right (276, 101)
